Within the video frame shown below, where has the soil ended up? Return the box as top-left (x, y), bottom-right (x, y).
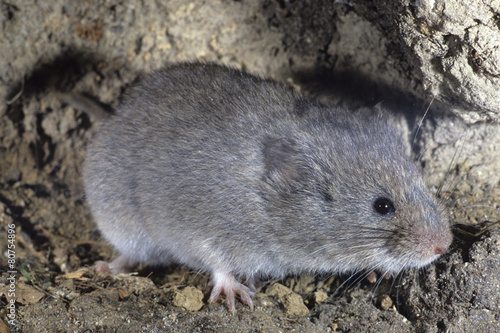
top-left (1, 1), bottom-right (499, 332)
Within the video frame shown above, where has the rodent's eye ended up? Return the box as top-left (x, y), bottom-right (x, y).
top-left (373, 197), bottom-right (395, 215)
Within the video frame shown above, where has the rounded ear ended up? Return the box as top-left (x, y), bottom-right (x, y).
top-left (262, 136), bottom-right (308, 193)
top-left (358, 104), bottom-right (412, 158)
top-left (373, 104), bottom-right (412, 156)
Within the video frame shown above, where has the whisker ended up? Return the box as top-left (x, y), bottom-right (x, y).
top-left (412, 97), bottom-right (434, 151)
top-left (416, 138), bottom-right (435, 163)
top-left (437, 128), bottom-right (470, 197)
top-left (454, 204), bottom-right (499, 211)
top-left (330, 272), bottom-right (359, 298)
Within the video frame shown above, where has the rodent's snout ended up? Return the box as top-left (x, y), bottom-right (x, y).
top-left (421, 226), bottom-right (452, 257)
top-left (433, 241), bottom-right (449, 255)
top-left (409, 209), bottom-right (453, 268)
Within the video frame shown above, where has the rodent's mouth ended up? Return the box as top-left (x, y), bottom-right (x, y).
top-left (394, 240), bottom-right (451, 271)
top-left (410, 253), bottom-right (444, 269)
top-left (413, 227), bottom-right (453, 268)
top-left (378, 235), bottom-right (452, 274)
top-left (395, 215), bottom-right (453, 271)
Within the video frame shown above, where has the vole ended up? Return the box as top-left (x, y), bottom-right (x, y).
top-left (82, 63), bottom-right (453, 312)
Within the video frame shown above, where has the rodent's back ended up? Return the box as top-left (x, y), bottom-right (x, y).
top-left (84, 63), bottom-right (452, 279)
top-left (84, 64), bottom-right (307, 271)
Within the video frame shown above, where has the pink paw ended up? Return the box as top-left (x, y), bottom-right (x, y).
top-left (95, 260), bottom-right (111, 273)
top-left (94, 255), bottom-right (138, 274)
top-left (366, 271), bottom-right (393, 283)
top-left (208, 271), bottom-right (255, 312)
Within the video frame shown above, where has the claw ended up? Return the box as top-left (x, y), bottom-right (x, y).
top-left (208, 270), bottom-right (255, 312)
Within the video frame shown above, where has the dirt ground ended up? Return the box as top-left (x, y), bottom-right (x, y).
top-left (1, 1), bottom-right (499, 332)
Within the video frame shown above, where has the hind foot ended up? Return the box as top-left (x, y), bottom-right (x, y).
top-left (95, 255), bottom-right (138, 274)
top-left (208, 270), bottom-right (256, 313)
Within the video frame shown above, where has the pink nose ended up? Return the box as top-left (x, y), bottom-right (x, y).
top-left (434, 246), bottom-right (447, 255)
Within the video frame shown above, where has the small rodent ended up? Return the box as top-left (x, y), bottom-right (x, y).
top-left (83, 63), bottom-right (453, 311)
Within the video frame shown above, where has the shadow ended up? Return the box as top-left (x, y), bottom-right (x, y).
top-left (291, 66), bottom-right (438, 146)
top-left (452, 222), bottom-right (500, 262)
top-left (294, 67), bottom-right (423, 109)
top-left (6, 51), bottom-right (104, 101)
top-left (5, 51), bottom-right (111, 168)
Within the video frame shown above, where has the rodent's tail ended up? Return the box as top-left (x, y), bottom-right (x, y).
top-left (55, 91), bottom-right (112, 121)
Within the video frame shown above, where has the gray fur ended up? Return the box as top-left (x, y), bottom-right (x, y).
top-left (84, 63), bottom-right (452, 284)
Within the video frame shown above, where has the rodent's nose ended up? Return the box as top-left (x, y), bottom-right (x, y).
top-left (431, 231), bottom-right (453, 256)
top-left (433, 246), bottom-right (447, 255)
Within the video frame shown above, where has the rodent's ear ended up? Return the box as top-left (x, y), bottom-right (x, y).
top-left (262, 136), bottom-right (307, 189)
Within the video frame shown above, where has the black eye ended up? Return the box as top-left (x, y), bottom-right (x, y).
top-left (373, 197), bottom-right (395, 215)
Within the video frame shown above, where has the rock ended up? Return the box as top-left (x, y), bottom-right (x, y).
top-left (172, 286), bottom-right (204, 312)
top-left (267, 283), bottom-right (309, 317)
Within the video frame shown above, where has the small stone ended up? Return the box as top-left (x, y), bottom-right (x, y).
top-left (313, 290), bottom-right (328, 304)
top-left (283, 293), bottom-right (309, 317)
top-left (266, 283), bottom-right (292, 299)
top-left (266, 283), bottom-right (309, 316)
top-left (376, 294), bottom-right (393, 310)
top-left (172, 286), bottom-right (204, 311)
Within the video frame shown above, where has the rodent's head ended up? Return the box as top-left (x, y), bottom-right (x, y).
top-left (261, 110), bottom-right (453, 276)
